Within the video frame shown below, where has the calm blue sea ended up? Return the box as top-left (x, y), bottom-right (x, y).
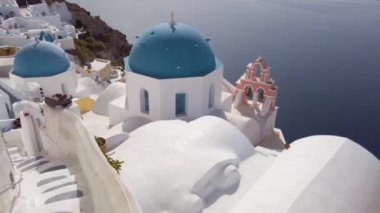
top-left (70, 0), bottom-right (380, 158)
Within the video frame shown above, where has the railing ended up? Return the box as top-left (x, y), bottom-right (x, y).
top-left (0, 135), bottom-right (18, 213)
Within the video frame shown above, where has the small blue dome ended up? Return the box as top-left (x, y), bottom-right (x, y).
top-left (38, 31), bottom-right (55, 43)
top-left (126, 23), bottom-right (217, 79)
top-left (13, 41), bottom-right (70, 78)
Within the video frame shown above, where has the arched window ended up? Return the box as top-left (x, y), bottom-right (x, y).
top-left (61, 83), bottom-right (66, 94)
top-left (209, 84), bottom-right (215, 108)
top-left (257, 88), bottom-right (264, 103)
top-left (245, 86), bottom-right (254, 101)
top-left (176, 93), bottom-right (186, 116)
top-left (255, 64), bottom-right (262, 76)
top-left (140, 89), bottom-right (149, 114)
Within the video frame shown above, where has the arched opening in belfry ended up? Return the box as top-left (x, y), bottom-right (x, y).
top-left (140, 88), bottom-right (149, 114)
top-left (245, 85), bottom-right (254, 101)
top-left (255, 64), bottom-right (262, 76)
top-left (257, 88), bottom-right (265, 103)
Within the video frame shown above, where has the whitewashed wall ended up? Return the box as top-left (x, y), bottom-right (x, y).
top-left (0, 78), bottom-right (28, 101)
top-left (40, 105), bottom-right (141, 213)
top-left (125, 66), bottom-right (223, 121)
top-left (0, 135), bottom-right (18, 213)
top-left (0, 5), bottom-right (20, 18)
top-left (49, 2), bottom-right (72, 23)
top-left (38, 15), bottom-right (62, 29)
top-left (10, 62), bottom-right (77, 97)
top-left (19, 111), bottom-right (40, 156)
top-left (109, 95), bottom-right (127, 127)
top-left (0, 35), bottom-right (32, 47)
top-left (263, 108), bottom-right (278, 139)
top-left (0, 119), bottom-right (15, 133)
top-left (57, 37), bottom-right (75, 50)
top-left (230, 136), bottom-right (380, 213)
top-left (3, 128), bottom-right (24, 155)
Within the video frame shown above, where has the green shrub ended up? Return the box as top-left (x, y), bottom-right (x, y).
top-left (106, 155), bottom-right (124, 174)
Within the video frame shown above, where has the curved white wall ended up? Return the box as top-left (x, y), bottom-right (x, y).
top-left (113, 116), bottom-right (255, 212)
top-left (40, 105), bottom-right (141, 213)
top-left (230, 136), bottom-right (380, 213)
top-left (125, 66), bottom-right (223, 121)
top-left (9, 62), bottom-right (77, 98)
top-left (93, 82), bottom-right (126, 116)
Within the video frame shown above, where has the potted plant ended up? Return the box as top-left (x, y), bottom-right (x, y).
top-left (95, 136), bottom-right (107, 155)
top-left (45, 93), bottom-right (72, 108)
top-left (95, 136), bottom-right (124, 174)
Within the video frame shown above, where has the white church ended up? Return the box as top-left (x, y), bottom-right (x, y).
top-left (10, 40), bottom-right (77, 99)
top-left (0, 14), bottom-right (378, 213)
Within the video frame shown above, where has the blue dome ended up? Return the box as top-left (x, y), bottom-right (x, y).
top-left (13, 41), bottom-right (70, 78)
top-left (38, 31), bottom-right (55, 43)
top-left (126, 23), bottom-right (218, 79)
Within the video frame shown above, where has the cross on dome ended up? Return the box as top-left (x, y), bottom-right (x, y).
top-left (170, 11), bottom-right (176, 26)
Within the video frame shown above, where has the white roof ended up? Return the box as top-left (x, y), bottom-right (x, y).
top-left (113, 116), bottom-right (256, 213)
top-left (92, 82), bottom-right (126, 116)
top-left (90, 58), bottom-right (110, 71)
top-left (0, 57), bottom-right (14, 67)
top-left (230, 135), bottom-right (380, 213)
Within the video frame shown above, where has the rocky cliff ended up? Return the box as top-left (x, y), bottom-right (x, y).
top-left (65, 2), bottom-right (132, 66)
top-left (18, 0), bottom-right (132, 66)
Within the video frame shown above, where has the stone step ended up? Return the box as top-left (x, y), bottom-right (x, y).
top-left (35, 185), bottom-right (84, 206)
top-left (37, 175), bottom-right (78, 193)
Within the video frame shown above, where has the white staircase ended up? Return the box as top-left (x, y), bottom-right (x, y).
top-left (8, 147), bottom-right (93, 213)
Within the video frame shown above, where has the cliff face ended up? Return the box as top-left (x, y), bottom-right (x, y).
top-left (16, 1), bottom-right (132, 66)
top-left (65, 2), bottom-right (132, 66)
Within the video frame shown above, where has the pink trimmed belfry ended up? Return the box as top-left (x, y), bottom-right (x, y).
top-left (235, 57), bottom-right (278, 116)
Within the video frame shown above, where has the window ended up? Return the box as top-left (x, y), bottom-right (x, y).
top-left (140, 89), bottom-right (149, 114)
top-left (61, 84), bottom-right (66, 94)
top-left (176, 93), bottom-right (186, 116)
top-left (245, 86), bottom-right (254, 101)
top-left (209, 84), bottom-right (215, 108)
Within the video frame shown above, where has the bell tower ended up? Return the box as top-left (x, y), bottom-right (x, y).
top-left (234, 56), bottom-right (278, 116)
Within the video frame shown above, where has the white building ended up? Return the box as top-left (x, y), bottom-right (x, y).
top-left (0, 0), bottom-right (20, 20)
top-left (124, 22), bottom-right (223, 121)
top-left (26, 2), bottom-right (62, 29)
top-left (0, 1), bottom-right (76, 50)
top-left (49, 1), bottom-right (72, 24)
top-left (9, 40), bottom-right (77, 99)
top-left (83, 58), bottom-right (112, 81)
top-left (119, 21), bottom-right (283, 148)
